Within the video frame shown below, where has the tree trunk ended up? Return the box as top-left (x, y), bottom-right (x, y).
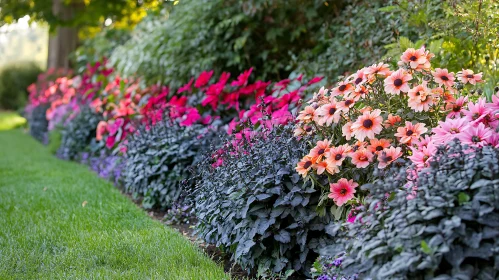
top-left (47, 0), bottom-right (80, 69)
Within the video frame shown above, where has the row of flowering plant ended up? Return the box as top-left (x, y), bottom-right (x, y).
top-left (25, 68), bottom-right (74, 110)
top-left (294, 46), bottom-right (487, 219)
top-left (93, 67), bottom-right (311, 152)
top-left (92, 75), bottom-right (143, 151)
top-left (403, 93), bottom-right (499, 200)
top-left (208, 74), bottom-right (323, 168)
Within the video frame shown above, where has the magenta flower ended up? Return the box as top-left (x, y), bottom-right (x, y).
top-left (307, 76), bottom-right (324, 85)
top-left (231, 68), bottom-right (253, 87)
top-left (108, 118), bottom-right (124, 136)
top-left (195, 70), bottom-right (214, 88)
top-left (487, 93), bottom-right (499, 114)
top-left (458, 123), bottom-right (493, 147)
top-left (431, 118), bottom-right (468, 144)
top-left (177, 78), bottom-right (194, 93)
top-left (409, 143), bottom-right (436, 169)
top-left (180, 108), bottom-right (201, 127)
top-left (106, 135), bottom-right (116, 149)
top-left (462, 98), bottom-right (491, 125)
top-left (487, 132), bottom-right (499, 148)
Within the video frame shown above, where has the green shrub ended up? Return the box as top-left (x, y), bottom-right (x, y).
top-left (193, 126), bottom-right (335, 277)
top-left (110, 0), bottom-right (341, 88)
top-left (293, 0), bottom-right (429, 82)
top-left (123, 120), bottom-right (221, 210)
top-left (0, 62), bottom-right (42, 110)
top-left (72, 28), bottom-right (131, 73)
top-left (382, 0), bottom-right (499, 97)
top-left (323, 141), bottom-right (499, 279)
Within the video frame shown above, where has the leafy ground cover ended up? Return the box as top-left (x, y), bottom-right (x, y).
top-left (0, 128), bottom-right (228, 279)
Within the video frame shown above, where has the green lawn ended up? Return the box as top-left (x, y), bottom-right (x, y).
top-left (0, 129), bottom-right (228, 279)
top-left (0, 111), bottom-right (26, 131)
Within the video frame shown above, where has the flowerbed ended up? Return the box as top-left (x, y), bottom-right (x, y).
top-left (24, 47), bottom-right (499, 278)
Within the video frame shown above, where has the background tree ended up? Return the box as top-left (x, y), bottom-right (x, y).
top-left (0, 0), bottom-right (162, 69)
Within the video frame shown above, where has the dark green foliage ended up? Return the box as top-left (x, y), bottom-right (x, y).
top-left (124, 120), bottom-right (220, 210)
top-left (72, 28), bottom-right (131, 73)
top-left (57, 105), bottom-right (103, 160)
top-left (324, 141), bottom-right (499, 279)
top-left (111, 0), bottom-right (342, 88)
top-left (0, 62), bottom-right (42, 110)
top-left (193, 126), bottom-right (335, 277)
top-left (27, 104), bottom-right (49, 143)
top-left (294, 0), bottom-right (410, 82)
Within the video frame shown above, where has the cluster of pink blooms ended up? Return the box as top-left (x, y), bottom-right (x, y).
top-left (227, 75), bottom-right (323, 140)
top-left (210, 75), bottom-right (323, 168)
top-left (93, 76), bottom-right (143, 150)
top-left (174, 69), bottom-right (322, 153)
top-left (88, 61), bottom-right (205, 151)
top-left (26, 68), bottom-right (74, 114)
top-left (29, 56), bottom-right (322, 157)
top-left (294, 46), bottom-right (489, 209)
top-left (410, 95), bottom-right (499, 170)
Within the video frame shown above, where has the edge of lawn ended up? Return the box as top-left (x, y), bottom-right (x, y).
top-left (0, 129), bottom-right (229, 280)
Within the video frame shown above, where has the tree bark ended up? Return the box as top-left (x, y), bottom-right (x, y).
top-left (47, 0), bottom-right (79, 69)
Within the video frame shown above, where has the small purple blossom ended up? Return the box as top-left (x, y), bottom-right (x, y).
top-left (80, 150), bottom-right (124, 185)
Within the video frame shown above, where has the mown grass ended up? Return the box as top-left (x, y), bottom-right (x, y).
top-left (0, 129), bottom-right (228, 279)
top-left (0, 111), bottom-right (26, 131)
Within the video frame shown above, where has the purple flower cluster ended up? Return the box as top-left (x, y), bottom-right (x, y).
top-left (314, 255), bottom-right (358, 280)
top-left (48, 99), bottom-right (81, 131)
top-left (163, 203), bottom-right (192, 225)
top-left (81, 151), bottom-right (124, 185)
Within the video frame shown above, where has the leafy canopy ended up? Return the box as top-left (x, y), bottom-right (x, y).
top-left (0, 0), bottom-right (163, 31)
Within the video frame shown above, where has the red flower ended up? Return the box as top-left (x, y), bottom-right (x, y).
top-left (195, 70), bottom-right (214, 88)
top-left (275, 79), bottom-right (291, 90)
top-left (218, 72), bottom-right (231, 86)
top-left (180, 108), bottom-right (201, 126)
top-left (231, 68), bottom-right (253, 87)
top-left (178, 78), bottom-right (194, 93)
top-left (254, 81), bottom-right (271, 101)
top-left (308, 76), bottom-right (324, 85)
top-left (169, 96), bottom-right (188, 107)
top-left (202, 82), bottom-right (225, 110)
top-left (276, 90), bottom-right (300, 108)
top-left (106, 135), bottom-right (116, 149)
